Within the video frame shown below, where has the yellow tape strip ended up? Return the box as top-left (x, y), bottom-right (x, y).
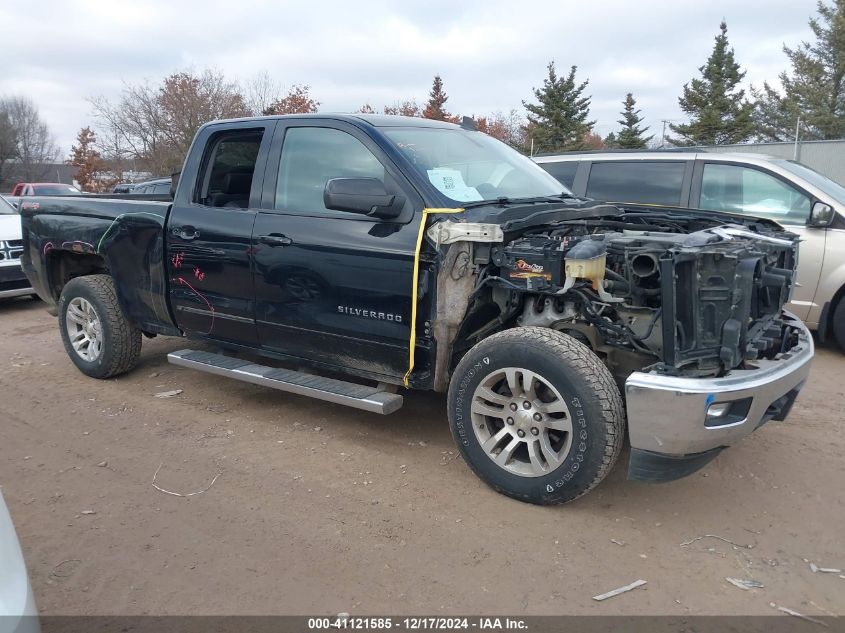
top-left (403, 207), bottom-right (465, 387)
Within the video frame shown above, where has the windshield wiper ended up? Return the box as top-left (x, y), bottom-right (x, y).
top-left (460, 193), bottom-right (576, 209)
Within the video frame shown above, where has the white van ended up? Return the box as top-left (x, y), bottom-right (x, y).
top-left (534, 151), bottom-right (845, 349)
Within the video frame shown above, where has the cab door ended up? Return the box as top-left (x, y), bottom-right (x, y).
top-left (166, 121), bottom-right (275, 345)
top-left (251, 120), bottom-right (424, 380)
top-left (691, 160), bottom-right (825, 321)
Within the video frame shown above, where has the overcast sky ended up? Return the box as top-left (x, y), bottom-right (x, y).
top-left (0, 0), bottom-right (819, 153)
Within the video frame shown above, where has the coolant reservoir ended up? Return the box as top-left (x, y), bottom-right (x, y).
top-left (563, 238), bottom-right (607, 292)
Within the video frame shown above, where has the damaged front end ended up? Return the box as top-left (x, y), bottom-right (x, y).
top-left (425, 204), bottom-right (812, 481)
top-left (434, 206), bottom-right (803, 384)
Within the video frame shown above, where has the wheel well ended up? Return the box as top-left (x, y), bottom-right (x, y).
top-left (827, 283), bottom-right (845, 333)
top-left (47, 251), bottom-right (108, 301)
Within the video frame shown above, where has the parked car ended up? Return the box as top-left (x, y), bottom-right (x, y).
top-left (0, 195), bottom-right (34, 300)
top-left (0, 489), bottom-right (39, 632)
top-left (130, 177), bottom-right (171, 196)
top-left (535, 150), bottom-right (845, 349)
top-left (11, 183), bottom-right (81, 197)
top-left (112, 183), bottom-right (135, 194)
top-left (19, 115), bottom-right (812, 504)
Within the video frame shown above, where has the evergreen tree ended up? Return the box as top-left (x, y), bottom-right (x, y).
top-left (616, 93), bottom-right (653, 148)
top-left (67, 127), bottom-right (106, 192)
top-left (522, 62), bottom-right (594, 152)
top-left (422, 75), bottom-right (452, 121)
top-left (754, 0), bottom-right (845, 141)
top-left (603, 132), bottom-right (618, 149)
top-left (668, 22), bottom-right (755, 145)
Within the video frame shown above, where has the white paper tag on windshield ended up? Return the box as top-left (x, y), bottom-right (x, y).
top-left (426, 168), bottom-right (483, 202)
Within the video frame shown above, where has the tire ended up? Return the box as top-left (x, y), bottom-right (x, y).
top-left (447, 327), bottom-right (625, 505)
top-left (833, 299), bottom-right (845, 352)
top-left (58, 275), bottom-right (141, 378)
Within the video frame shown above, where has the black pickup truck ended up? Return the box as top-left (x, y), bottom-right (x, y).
top-left (20, 114), bottom-right (813, 504)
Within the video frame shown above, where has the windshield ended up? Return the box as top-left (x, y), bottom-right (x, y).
top-left (777, 160), bottom-right (845, 203)
top-left (0, 196), bottom-right (15, 214)
top-left (383, 127), bottom-right (571, 204)
top-left (32, 185), bottom-right (81, 195)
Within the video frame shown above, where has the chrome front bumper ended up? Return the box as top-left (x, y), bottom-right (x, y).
top-left (624, 312), bottom-right (813, 481)
top-left (0, 261), bottom-right (33, 299)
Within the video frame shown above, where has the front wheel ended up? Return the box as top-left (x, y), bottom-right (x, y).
top-left (58, 275), bottom-right (141, 378)
top-left (447, 327), bottom-right (625, 505)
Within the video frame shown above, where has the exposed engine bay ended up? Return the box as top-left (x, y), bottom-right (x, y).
top-left (444, 206), bottom-right (803, 385)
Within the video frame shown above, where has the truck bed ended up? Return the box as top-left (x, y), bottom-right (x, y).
top-left (20, 196), bottom-right (178, 335)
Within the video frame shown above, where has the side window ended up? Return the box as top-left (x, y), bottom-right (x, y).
top-left (699, 163), bottom-right (812, 225)
top-left (153, 182), bottom-right (171, 195)
top-left (275, 127), bottom-right (385, 215)
top-left (195, 129), bottom-right (264, 209)
top-left (586, 162), bottom-right (686, 205)
top-left (540, 161), bottom-right (578, 189)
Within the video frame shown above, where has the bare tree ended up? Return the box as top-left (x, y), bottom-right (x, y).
top-left (383, 99), bottom-right (422, 117)
top-left (476, 109), bottom-right (528, 150)
top-left (0, 108), bottom-right (18, 187)
top-left (0, 96), bottom-right (59, 185)
top-left (243, 71), bottom-right (283, 117)
top-left (90, 68), bottom-right (249, 176)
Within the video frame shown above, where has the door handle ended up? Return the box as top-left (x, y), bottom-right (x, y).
top-left (172, 226), bottom-right (200, 241)
top-left (258, 234), bottom-right (293, 247)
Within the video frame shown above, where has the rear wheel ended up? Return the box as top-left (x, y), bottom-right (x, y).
top-left (832, 299), bottom-right (845, 352)
top-left (58, 275), bottom-right (141, 378)
top-left (447, 327), bottom-right (625, 505)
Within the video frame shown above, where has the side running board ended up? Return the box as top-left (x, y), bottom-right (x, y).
top-left (167, 349), bottom-right (403, 415)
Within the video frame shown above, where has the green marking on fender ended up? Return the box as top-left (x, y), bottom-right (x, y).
top-left (96, 212), bottom-right (165, 253)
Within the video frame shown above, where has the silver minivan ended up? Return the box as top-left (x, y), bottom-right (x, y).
top-left (535, 151), bottom-right (845, 349)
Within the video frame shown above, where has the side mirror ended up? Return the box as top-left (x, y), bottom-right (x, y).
top-left (170, 172), bottom-right (181, 199)
top-left (324, 178), bottom-right (404, 220)
top-left (809, 201), bottom-right (835, 227)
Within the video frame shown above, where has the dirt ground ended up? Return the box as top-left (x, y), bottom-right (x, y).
top-left (0, 297), bottom-right (843, 617)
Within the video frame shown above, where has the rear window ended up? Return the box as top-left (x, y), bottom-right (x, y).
top-left (586, 161), bottom-right (686, 205)
top-left (196, 129), bottom-right (264, 209)
top-left (540, 161), bottom-right (578, 189)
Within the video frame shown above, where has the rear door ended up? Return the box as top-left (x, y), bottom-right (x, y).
top-left (251, 119), bottom-right (423, 379)
top-left (691, 160), bottom-right (824, 320)
top-left (166, 121), bottom-right (275, 345)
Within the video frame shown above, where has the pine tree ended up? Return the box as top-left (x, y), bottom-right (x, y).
top-left (423, 75), bottom-right (452, 121)
top-left (616, 93), bottom-right (653, 149)
top-left (67, 127), bottom-right (105, 192)
top-left (754, 0), bottom-right (845, 141)
top-left (603, 132), bottom-right (618, 149)
top-left (522, 62), bottom-right (594, 153)
top-left (668, 22), bottom-right (755, 145)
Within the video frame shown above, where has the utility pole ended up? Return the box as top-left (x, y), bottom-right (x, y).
top-left (660, 120), bottom-right (670, 148)
top-left (793, 116), bottom-right (801, 161)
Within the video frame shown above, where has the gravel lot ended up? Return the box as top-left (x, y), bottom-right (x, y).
top-left (1, 297), bottom-right (843, 616)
